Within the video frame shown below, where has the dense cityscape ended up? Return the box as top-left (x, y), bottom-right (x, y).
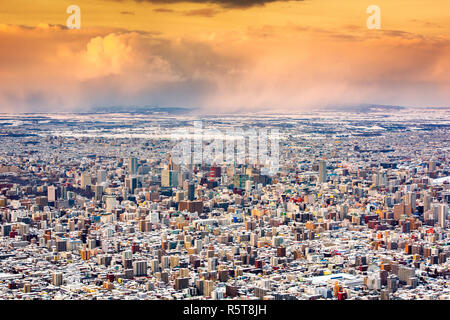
top-left (0, 106), bottom-right (448, 300)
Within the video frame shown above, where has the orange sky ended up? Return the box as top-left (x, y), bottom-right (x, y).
top-left (0, 0), bottom-right (448, 112)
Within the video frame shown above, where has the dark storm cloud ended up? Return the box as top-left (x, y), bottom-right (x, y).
top-left (114, 0), bottom-right (304, 9)
top-left (183, 8), bottom-right (222, 17)
top-left (153, 8), bottom-right (175, 12)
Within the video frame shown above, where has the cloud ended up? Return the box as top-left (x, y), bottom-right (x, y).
top-left (0, 24), bottom-right (242, 112)
top-left (0, 23), bottom-right (448, 113)
top-left (115, 0), bottom-right (304, 9)
top-left (183, 8), bottom-right (222, 17)
top-left (153, 8), bottom-right (175, 13)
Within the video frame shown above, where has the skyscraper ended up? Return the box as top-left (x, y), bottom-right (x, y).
top-left (97, 169), bottom-right (107, 183)
top-left (80, 172), bottom-right (91, 189)
top-left (161, 170), bottom-right (178, 188)
top-left (125, 176), bottom-right (138, 193)
top-left (133, 260), bottom-right (147, 277)
top-left (318, 160), bottom-right (327, 184)
top-left (129, 157), bottom-right (138, 175)
top-left (47, 185), bottom-right (56, 202)
top-left (406, 192), bottom-right (416, 212)
top-left (187, 182), bottom-right (195, 201)
top-left (52, 272), bottom-right (63, 286)
top-left (438, 204), bottom-right (448, 229)
top-left (105, 195), bottom-right (117, 213)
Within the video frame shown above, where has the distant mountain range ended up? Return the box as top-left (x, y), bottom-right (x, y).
top-left (320, 104), bottom-right (406, 113)
top-left (84, 104), bottom-right (448, 115)
top-left (89, 106), bottom-right (195, 115)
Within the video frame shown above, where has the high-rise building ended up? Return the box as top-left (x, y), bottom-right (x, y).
top-left (394, 203), bottom-right (405, 221)
top-left (423, 192), bottom-right (432, 212)
top-left (105, 195), bottom-right (117, 213)
top-left (203, 280), bottom-right (214, 297)
top-left (80, 172), bottom-right (91, 189)
top-left (94, 185), bottom-right (103, 201)
top-left (47, 185), bottom-right (56, 202)
top-left (125, 176), bottom-right (138, 193)
top-left (133, 260), bottom-right (147, 277)
top-left (187, 182), bottom-right (195, 201)
top-left (318, 160), bottom-right (327, 184)
top-left (406, 192), bottom-right (416, 212)
top-left (52, 272), bottom-right (63, 286)
top-left (438, 204), bottom-right (448, 229)
top-left (129, 157), bottom-right (138, 175)
top-left (97, 169), bottom-right (107, 183)
top-left (161, 170), bottom-right (178, 188)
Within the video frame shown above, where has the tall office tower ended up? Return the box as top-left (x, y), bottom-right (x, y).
top-left (129, 157), bottom-right (138, 175)
top-left (207, 257), bottom-right (218, 271)
top-left (187, 182), bottom-right (195, 201)
top-left (133, 260), bottom-right (148, 277)
top-left (372, 173), bottom-right (380, 187)
top-left (60, 185), bottom-right (68, 200)
top-left (150, 259), bottom-right (159, 274)
top-left (245, 179), bottom-right (253, 192)
top-left (233, 174), bottom-right (249, 189)
top-left (125, 176), bottom-right (138, 193)
top-left (387, 275), bottom-right (399, 293)
top-left (47, 185), bottom-right (56, 202)
top-left (194, 239), bottom-right (203, 252)
top-left (175, 191), bottom-right (184, 203)
top-left (433, 204), bottom-right (440, 223)
top-left (179, 171), bottom-right (190, 186)
top-left (94, 185), bottom-right (103, 201)
top-left (52, 272), bottom-right (63, 286)
top-left (170, 256), bottom-right (180, 269)
top-left (161, 169), bottom-right (178, 187)
top-left (97, 169), bottom-right (107, 183)
top-left (406, 192), bottom-right (416, 212)
top-left (384, 196), bottom-right (392, 207)
top-left (318, 160), bottom-right (327, 184)
top-left (423, 192), bottom-right (432, 212)
top-left (339, 203), bottom-right (348, 221)
top-left (203, 280), bottom-right (214, 297)
top-left (394, 203), bottom-right (405, 221)
top-left (380, 171), bottom-right (388, 187)
top-left (438, 204), bottom-right (448, 229)
top-left (394, 191), bottom-right (402, 204)
top-left (80, 172), bottom-right (91, 189)
top-left (105, 195), bottom-right (117, 213)
top-left (161, 256), bottom-right (171, 270)
top-left (122, 250), bottom-right (132, 260)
